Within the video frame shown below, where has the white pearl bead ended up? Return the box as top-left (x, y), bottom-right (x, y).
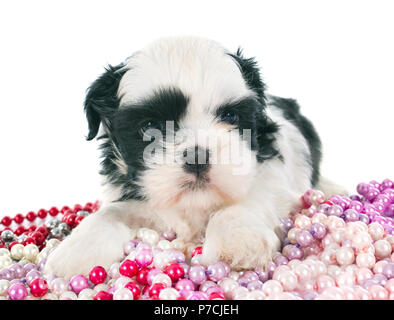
top-left (171, 239), bottom-right (185, 251)
top-left (94, 284), bottom-right (109, 292)
top-left (0, 280), bottom-right (10, 296)
top-left (108, 262), bottom-right (121, 279)
top-left (153, 251), bottom-right (172, 269)
top-left (0, 248), bottom-right (10, 257)
top-left (115, 276), bottom-right (131, 289)
top-left (152, 273), bottom-right (172, 287)
top-left (60, 291), bottom-right (78, 300)
top-left (78, 288), bottom-right (96, 300)
top-left (142, 230), bottom-right (159, 246)
top-left (159, 287), bottom-right (179, 300)
top-left (46, 239), bottom-right (60, 249)
top-left (126, 250), bottom-right (137, 261)
top-left (23, 244), bottom-right (39, 261)
top-left (336, 247), bottom-right (355, 266)
top-left (41, 293), bottom-right (58, 300)
top-left (0, 255), bottom-right (12, 268)
top-left (157, 240), bottom-right (172, 250)
top-left (137, 228), bottom-right (150, 239)
top-left (246, 290), bottom-right (266, 300)
top-left (113, 288), bottom-right (134, 300)
top-left (10, 244), bottom-right (24, 260)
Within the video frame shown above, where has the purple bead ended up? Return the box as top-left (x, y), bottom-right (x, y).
top-left (37, 258), bottom-right (47, 271)
top-left (23, 263), bottom-right (36, 274)
top-left (187, 291), bottom-right (208, 300)
top-left (207, 262), bottom-right (227, 282)
top-left (382, 263), bottom-right (394, 279)
top-left (8, 263), bottom-right (25, 279)
top-left (69, 274), bottom-right (89, 294)
top-left (162, 230), bottom-right (177, 241)
top-left (178, 289), bottom-right (194, 298)
top-left (280, 218), bottom-right (294, 232)
top-left (359, 213), bottom-right (370, 224)
top-left (310, 222), bottom-right (327, 239)
top-left (381, 179), bottom-right (393, 190)
top-left (267, 262), bottom-right (276, 278)
top-left (373, 274), bottom-right (387, 286)
top-left (327, 204), bottom-right (343, 217)
top-left (362, 279), bottom-right (378, 289)
top-left (385, 204), bottom-right (394, 218)
top-left (274, 254), bottom-right (289, 265)
top-left (255, 268), bottom-right (269, 283)
top-left (247, 280), bottom-right (263, 291)
top-left (383, 188), bottom-right (394, 202)
top-left (350, 195), bottom-right (362, 201)
top-left (238, 271), bottom-right (259, 286)
top-left (303, 290), bottom-right (318, 300)
top-left (317, 203), bottom-right (331, 215)
top-left (169, 249), bottom-right (186, 264)
top-left (344, 209), bottom-right (359, 222)
top-left (296, 230), bottom-right (313, 247)
top-left (8, 283), bottom-right (28, 300)
top-left (365, 187), bottom-right (380, 202)
top-left (349, 200), bottom-right (363, 212)
top-left (369, 180), bottom-right (381, 189)
top-left (25, 269), bottom-right (41, 286)
top-left (135, 248), bottom-right (153, 267)
top-left (188, 265), bottom-right (207, 285)
top-left (357, 183), bottom-right (370, 196)
top-left (0, 268), bottom-right (15, 281)
top-left (286, 245), bottom-right (304, 260)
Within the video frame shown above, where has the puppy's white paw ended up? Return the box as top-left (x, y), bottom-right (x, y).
top-left (199, 207), bottom-right (281, 270)
top-left (44, 214), bottom-right (134, 280)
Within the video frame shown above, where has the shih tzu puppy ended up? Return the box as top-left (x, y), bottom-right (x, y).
top-left (45, 36), bottom-right (344, 279)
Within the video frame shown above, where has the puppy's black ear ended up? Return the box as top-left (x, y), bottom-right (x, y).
top-left (228, 48), bottom-right (266, 104)
top-left (84, 64), bottom-right (127, 140)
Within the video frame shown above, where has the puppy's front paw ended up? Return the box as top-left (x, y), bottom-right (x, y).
top-left (44, 215), bottom-right (134, 280)
top-left (199, 207), bottom-right (281, 270)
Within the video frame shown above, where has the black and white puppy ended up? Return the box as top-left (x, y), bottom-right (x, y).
top-left (45, 36), bottom-right (344, 279)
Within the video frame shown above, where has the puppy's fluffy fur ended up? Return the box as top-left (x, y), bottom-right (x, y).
top-left (45, 36), bottom-right (344, 279)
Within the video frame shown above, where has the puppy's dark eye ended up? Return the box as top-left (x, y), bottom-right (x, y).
top-left (219, 111), bottom-right (239, 125)
top-left (140, 121), bottom-right (162, 138)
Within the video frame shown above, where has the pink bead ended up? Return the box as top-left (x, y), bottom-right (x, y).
top-left (354, 286), bottom-right (371, 300)
top-left (355, 267), bottom-right (374, 285)
top-left (369, 285), bottom-right (389, 300)
top-left (342, 287), bottom-right (359, 300)
top-left (262, 280), bottom-right (283, 296)
top-left (373, 260), bottom-right (388, 274)
top-left (69, 274), bottom-right (89, 294)
top-left (135, 248), bottom-right (153, 267)
top-left (175, 279), bottom-right (195, 291)
top-left (8, 283), bottom-right (28, 300)
top-left (336, 272), bottom-right (355, 287)
top-left (316, 275), bottom-right (335, 293)
top-left (385, 278), bottom-right (394, 293)
top-left (188, 265), bottom-right (206, 285)
top-left (319, 287), bottom-right (344, 300)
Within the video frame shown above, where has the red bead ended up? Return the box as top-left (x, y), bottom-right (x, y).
top-left (89, 266), bottom-right (107, 285)
top-left (136, 267), bottom-right (150, 285)
top-left (176, 296), bottom-right (187, 300)
top-left (0, 243), bottom-right (5, 249)
top-left (13, 214), bottom-right (24, 224)
top-left (324, 200), bottom-right (334, 206)
top-left (14, 226), bottom-right (25, 236)
top-left (119, 260), bottom-right (139, 278)
top-left (28, 225), bottom-right (37, 232)
top-left (9, 241), bottom-right (20, 250)
top-left (1, 216), bottom-right (12, 227)
top-left (148, 283), bottom-right (166, 298)
top-left (23, 237), bottom-right (36, 245)
top-left (65, 214), bottom-right (77, 227)
top-left (26, 211), bottom-right (37, 222)
top-left (37, 209), bottom-right (47, 219)
top-left (49, 207), bottom-right (59, 217)
top-left (165, 263), bottom-right (185, 282)
top-left (31, 231), bottom-right (45, 245)
top-left (192, 246), bottom-right (203, 257)
top-left (74, 216), bottom-right (84, 226)
top-left (61, 206), bottom-right (71, 214)
top-left (37, 226), bottom-right (49, 237)
top-left (93, 291), bottom-right (113, 300)
top-left (124, 281), bottom-right (141, 300)
top-left (29, 278), bottom-right (48, 297)
top-left (73, 204), bottom-right (83, 213)
top-left (209, 292), bottom-right (225, 300)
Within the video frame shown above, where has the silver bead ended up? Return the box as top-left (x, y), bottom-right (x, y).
top-left (50, 227), bottom-right (63, 239)
top-left (76, 210), bottom-right (89, 217)
top-left (1, 230), bottom-right (15, 243)
top-left (45, 219), bottom-right (60, 230)
top-left (58, 223), bottom-right (70, 233)
top-left (17, 235), bottom-right (28, 243)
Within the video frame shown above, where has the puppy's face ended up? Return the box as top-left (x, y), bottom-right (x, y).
top-left (84, 38), bottom-right (279, 211)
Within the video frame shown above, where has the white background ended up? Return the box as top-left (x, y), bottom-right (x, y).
top-left (0, 0), bottom-right (393, 217)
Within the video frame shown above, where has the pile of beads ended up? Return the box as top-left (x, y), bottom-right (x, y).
top-left (0, 179), bottom-right (393, 300)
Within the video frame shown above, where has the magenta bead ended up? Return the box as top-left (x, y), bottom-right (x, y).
top-left (310, 222), bottom-right (327, 239)
top-left (135, 248), bottom-right (153, 267)
top-left (8, 283), bottom-right (28, 300)
top-left (69, 274), bottom-right (89, 294)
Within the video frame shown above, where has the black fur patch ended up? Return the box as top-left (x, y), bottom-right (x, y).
top-left (215, 96), bottom-right (280, 162)
top-left (268, 96), bottom-right (322, 186)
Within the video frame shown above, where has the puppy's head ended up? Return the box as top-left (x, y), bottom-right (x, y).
top-left (84, 37), bottom-right (279, 210)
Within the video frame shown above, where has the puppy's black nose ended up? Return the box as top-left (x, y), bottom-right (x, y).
top-left (183, 146), bottom-right (210, 177)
